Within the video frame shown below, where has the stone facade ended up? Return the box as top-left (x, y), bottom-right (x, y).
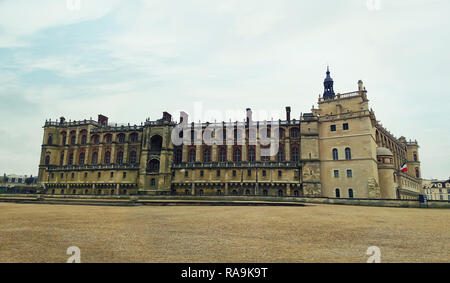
top-left (38, 69), bottom-right (423, 199)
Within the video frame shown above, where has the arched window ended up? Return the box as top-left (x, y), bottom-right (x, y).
top-left (335, 188), bottom-right (341, 198)
top-left (233, 148), bottom-right (241, 162)
top-left (185, 189), bottom-right (190, 195)
top-left (69, 153), bottom-right (74, 165)
top-left (277, 148), bottom-right (284, 162)
top-left (45, 155), bottom-right (50, 165)
top-left (150, 135), bottom-right (163, 151)
top-left (245, 189), bottom-right (251, 195)
top-left (61, 135), bottom-right (66, 145)
top-left (345, 148), bottom-right (351, 160)
top-left (47, 135), bottom-right (53, 145)
top-left (219, 148), bottom-right (227, 162)
top-left (232, 190), bottom-right (238, 196)
top-left (290, 128), bottom-right (299, 138)
top-left (203, 148), bottom-right (211, 162)
top-left (348, 188), bottom-right (354, 198)
top-left (415, 167), bottom-right (420, 178)
top-left (118, 133), bottom-right (125, 143)
top-left (130, 151), bottom-right (137, 164)
top-left (278, 189), bottom-right (283, 197)
top-left (81, 135), bottom-right (87, 145)
top-left (105, 134), bottom-right (112, 144)
top-left (291, 147), bottom-right (299, 162)
top-left (60, 152), bottom-right (64, 166)
top-left (263, 190), bottom-right (268, 196)
top-left (199, 190), bottom-right (204, 196)
top-left (189, 149), bottom-right (196, 163)
top-left (217, 190), bottom-right (222, 196)
top-left (248, 148), bottom-right (255, 162)
top-left (105, 151), bottom-right (111, 164)
top-left (174, 148), bottom-right (182, 164)
top-left (148, 159), bottom-right (160, 173)
top-left (70, 135), bottom-right (76, 145)
top-left (93, 135), bottom-right (100, 144)
top-left (92, 152), bottom-right (98, 165)
top-left (79, 152), bottom-right (85, 165)
top-left (117, 151), bottom-right (123, 164)
top-left (332, 148), bottom-right (338, 160)
top-left (150, 178), bottom-right (156, 186)
top-left (130, 133), bottom-right (138, 143)
top-left (413, 152), bottom-right (418, 162)
top-left (294, 190), bottom-right (299, 197)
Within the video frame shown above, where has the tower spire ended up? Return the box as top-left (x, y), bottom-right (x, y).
top-left (323, 66), bottom-right (335, 100)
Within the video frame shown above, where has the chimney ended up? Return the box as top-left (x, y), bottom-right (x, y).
top-left (246, 108), bottom-right (252, 124)
top-left (286, 106), bottom-right (291, 122)
top-left (98, 114), bottom-right (108, 126)
top-left (163, 112), bottom-right (172, 122)
top-left (358, 80), bottom-right (364, 92)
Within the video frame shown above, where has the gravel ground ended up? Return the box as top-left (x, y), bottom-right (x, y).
top-left (0, 202), bottom-right (448, 263)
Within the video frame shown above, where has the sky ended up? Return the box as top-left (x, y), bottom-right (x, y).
top-left (0, 0), bottom-right (449, 179)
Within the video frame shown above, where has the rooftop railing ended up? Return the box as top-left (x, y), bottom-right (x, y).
top-left (172, 161), bottom-right (301, 169)
top-left (47, 164), bottom-right (140, 171)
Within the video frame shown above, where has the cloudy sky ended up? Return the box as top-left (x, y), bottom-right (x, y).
top-left (0, 0), bottom-right (449, 179)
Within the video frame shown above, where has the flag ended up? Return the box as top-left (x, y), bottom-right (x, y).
top-left (401, 161), bottom-right (408, 173)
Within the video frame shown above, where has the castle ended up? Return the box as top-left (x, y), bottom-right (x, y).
top-left (38, 68), bottom-right (423, 199)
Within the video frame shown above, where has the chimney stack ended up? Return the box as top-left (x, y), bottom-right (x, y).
top-left (98, 114), bottom-right (108, 126)
top-left (286, 106), bottom-right (291, 122)
top-left (246, 108), bottom-right (252, 124)
top-left (163, 112), bottom-right (172, 122)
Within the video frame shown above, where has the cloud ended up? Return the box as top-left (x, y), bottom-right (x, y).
top-left (0, 0), bottom-right (123, 47)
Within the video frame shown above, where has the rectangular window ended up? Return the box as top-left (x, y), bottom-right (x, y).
top-left (98, 172), bottom-right (101, 179)
top-left (262, 170), bottom-right (267, 177)
top-left (184, 171), bottom-right (188, 178)
top-left (216, 170), bottom-right (220, 177)
top-left (60, 173), bottom-right (64, 179)
top-left (71, 173), bottom-right (75, 179)
top-left (232, 170), bottom-right (236, 177)
top-left (334, 170), bottom-right (339, 178)
top-left (278, 170), bottom-right (282, 177)
top-left (347, 170), bottom-right (352, 178)
top-left (84, 172), bottom-right (88, 179)
top-left (123, 172), bottom-right (127, 179)
top-left (343, 123), bottom-right (349, 130)
top-left (200, 170), bottom-right (204, 177)
top-left (110, 172), bottom-right (114, 178)
top-left (247, 169), bottom-right (251, 177)
top-left (330, 125), bottom-right (336, 132)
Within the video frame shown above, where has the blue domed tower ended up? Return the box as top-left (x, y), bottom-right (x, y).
top-left (323, 66), bottom-right (335, 100)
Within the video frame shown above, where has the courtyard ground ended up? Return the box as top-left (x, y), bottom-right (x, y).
top-left (0, 202), bottom-right (448, 262)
